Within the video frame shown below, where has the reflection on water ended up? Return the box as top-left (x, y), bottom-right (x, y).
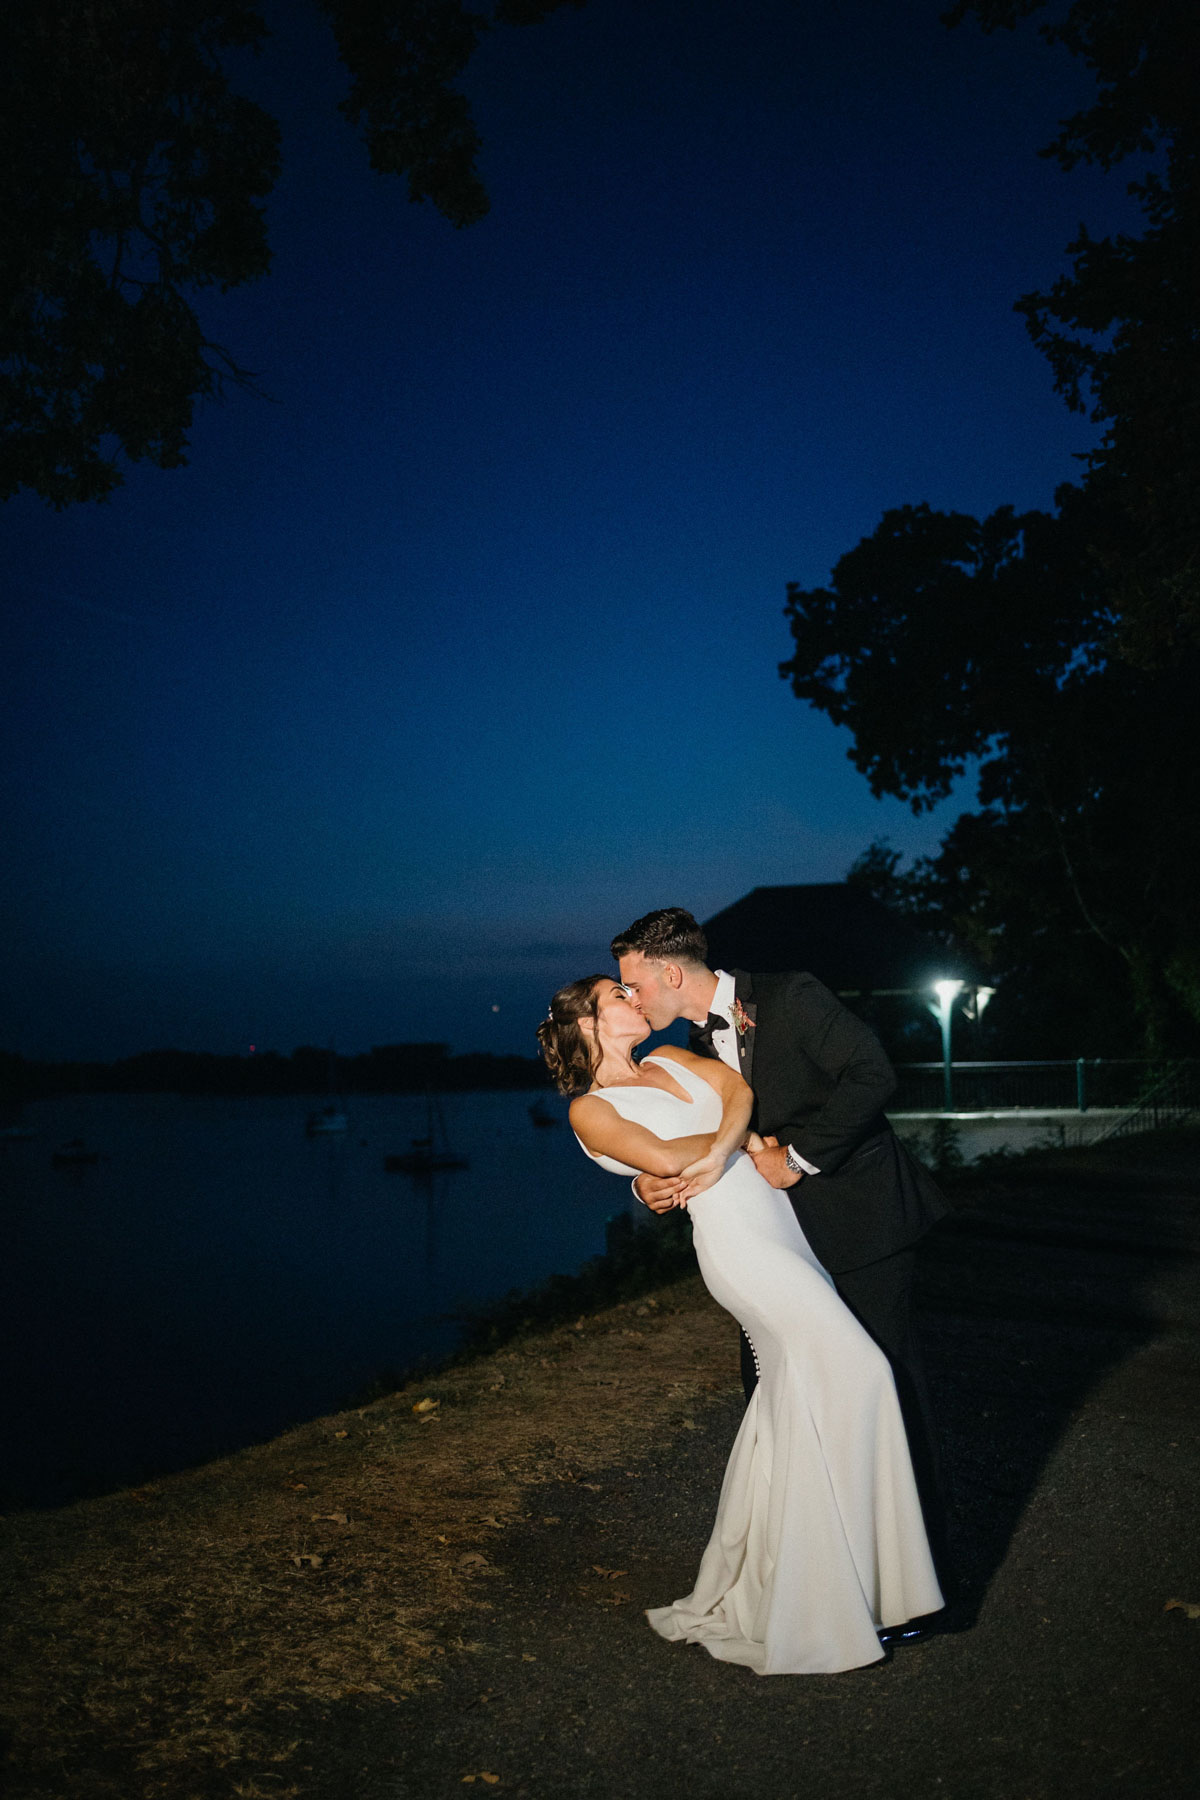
top-left (0, 1091), bottom-right (630, 1508)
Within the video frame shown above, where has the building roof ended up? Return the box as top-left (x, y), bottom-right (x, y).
top-left (702, 884), bottom-right (977, 995)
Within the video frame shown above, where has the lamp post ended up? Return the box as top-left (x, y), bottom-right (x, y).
top-left (930, 979), bottom-right (964, 1112)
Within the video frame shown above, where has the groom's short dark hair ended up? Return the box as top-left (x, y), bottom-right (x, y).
top-left (611, 907), bottom-right (708, 966)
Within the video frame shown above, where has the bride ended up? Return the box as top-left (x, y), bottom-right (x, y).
top-left (537, 974), bottom-right (943, 1675)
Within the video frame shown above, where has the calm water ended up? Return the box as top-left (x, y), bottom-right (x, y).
top-left (0, 1090), bottom-right (633, 1508)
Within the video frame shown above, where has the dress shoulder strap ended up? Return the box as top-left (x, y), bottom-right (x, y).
top-left (641, 1052), bottom-right (708, 1097)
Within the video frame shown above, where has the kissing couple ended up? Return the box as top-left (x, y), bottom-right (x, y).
top-left (537, 907), bottom-right (950, 1675)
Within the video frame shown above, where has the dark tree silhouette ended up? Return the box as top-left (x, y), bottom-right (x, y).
top-left (782, 498), bottom-right (1200, 1051)
top-left (317, 0), bottom-right (581, 228)
top-left (947, 0), bottom-right (1200, 661)
top-left (0, 0), bottom-right (584, 506)
top-left (782, 1), bottom-right (1200, 1050)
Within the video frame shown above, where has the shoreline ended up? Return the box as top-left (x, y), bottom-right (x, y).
top-left (1, 1273), bottom-right (738, 1795)
top-left (3, 1202), bottom-right (700, 1517)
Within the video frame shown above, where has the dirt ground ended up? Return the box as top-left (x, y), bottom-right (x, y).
top-left (2, 1131), bottom-right (1199, 1799)
top-left (0, 1274), bottom-right (742, 1796)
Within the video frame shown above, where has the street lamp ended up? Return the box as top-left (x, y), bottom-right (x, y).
top-left (928, 979), bottom-right (964, 1111)
top-left (962, 983), bottom-right (996, 1051)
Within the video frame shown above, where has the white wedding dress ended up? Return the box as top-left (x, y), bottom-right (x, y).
top-left (577, 1055), bottom-right (943, 1674)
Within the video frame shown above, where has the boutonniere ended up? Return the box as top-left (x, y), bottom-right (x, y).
top-left (731, 997), bottom-right (755, 1036)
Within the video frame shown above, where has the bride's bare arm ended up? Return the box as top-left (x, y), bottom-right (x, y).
top-left (568, 1094), bottom-right (716, 1175)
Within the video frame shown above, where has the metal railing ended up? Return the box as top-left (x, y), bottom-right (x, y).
top-left (891, 1058), bottom-right (1200, 1117)
top-left (1084, 1060), bottom-right (1200, 1146)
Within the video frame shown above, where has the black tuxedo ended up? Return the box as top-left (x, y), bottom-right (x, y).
top-left (693, 969), bottom-right (949, 1276)
top-left (690, 967), bottom-right (953, 1586)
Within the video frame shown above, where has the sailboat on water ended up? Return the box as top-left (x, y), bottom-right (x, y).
top-left (384, 1091), bottom-right (469, 1174)
top-left (305, 1044), bottom-right (349, 1136)
top-left (306, 1102), bottom-right (349, 1135)
top-left (51, 1136), bottom-right (101, 1166)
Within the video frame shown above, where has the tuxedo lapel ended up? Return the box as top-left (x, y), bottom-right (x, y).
top-left (732, 968), bottom-right (757, 1089)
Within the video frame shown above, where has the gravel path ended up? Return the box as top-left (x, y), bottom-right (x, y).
top-left (316, 1135), bottom-right (1200, 1800)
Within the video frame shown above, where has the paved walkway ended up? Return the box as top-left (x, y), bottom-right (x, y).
top-left (297, 1134), bottom-right (1200, 1798)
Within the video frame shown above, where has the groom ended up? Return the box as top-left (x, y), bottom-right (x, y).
top-left (611, 906), bottom-right (953, 1609)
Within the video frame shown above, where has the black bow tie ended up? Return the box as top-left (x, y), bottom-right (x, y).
top-left (694, 1011), bottom-right (730, 1053)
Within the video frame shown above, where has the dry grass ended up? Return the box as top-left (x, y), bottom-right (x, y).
top-left (0, 1274), bottom-right (736, 1797)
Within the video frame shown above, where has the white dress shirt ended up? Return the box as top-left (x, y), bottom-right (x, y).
top-left (699, 968), bottom-right (741, 1072)
top-left (694, 969), bottom-right (819, 1176)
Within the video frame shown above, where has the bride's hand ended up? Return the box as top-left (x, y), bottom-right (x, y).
top-left (742, 1130), bottom-right (765, 1154)
top-left (677, 1150), bottom-right (726, 1202)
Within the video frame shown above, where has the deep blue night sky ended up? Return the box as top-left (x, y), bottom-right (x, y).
top-left (3, 0), bottom-right (1137, 1060)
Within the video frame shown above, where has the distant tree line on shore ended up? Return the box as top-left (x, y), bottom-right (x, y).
top-left (0, 1044), bottom-right (551, 1102)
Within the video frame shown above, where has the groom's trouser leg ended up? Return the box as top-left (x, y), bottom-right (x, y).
top-left (738, 1327), bottom-right (759, 1403)
top-left (832, 1249), bottom-right (955, 1604)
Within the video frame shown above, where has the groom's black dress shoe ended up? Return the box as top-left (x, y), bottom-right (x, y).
top-left (877, 1622), bottom-right (937, 1648)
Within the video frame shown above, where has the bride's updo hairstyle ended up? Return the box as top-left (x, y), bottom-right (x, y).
top-left (537, 974), bottom-right (608, 1096)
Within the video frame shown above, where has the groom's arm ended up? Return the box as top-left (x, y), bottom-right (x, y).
top-left (633, 1169), bottom-right (689, 1212)
top-left (765, 972), bottom-right (897, 1177)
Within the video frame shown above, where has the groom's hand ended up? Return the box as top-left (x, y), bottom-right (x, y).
top-left (634, 1172), bottom-right (688, 1212)
top-left (750, 1135), bottom-right (802, 1189)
